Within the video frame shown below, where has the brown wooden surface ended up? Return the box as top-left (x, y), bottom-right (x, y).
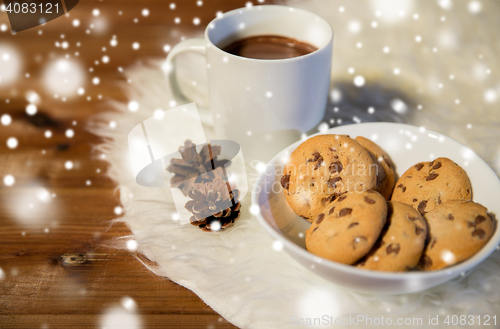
top-left (0, 1), bottom-right (278, 328)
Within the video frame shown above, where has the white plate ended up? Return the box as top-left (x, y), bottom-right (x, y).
top-left (251, 122), bottom-right (500, 294)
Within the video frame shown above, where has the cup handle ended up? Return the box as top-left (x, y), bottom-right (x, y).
top-left (164, 38), bottom-right (208, 108)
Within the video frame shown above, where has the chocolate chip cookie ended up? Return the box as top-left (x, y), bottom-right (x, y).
top-left (391, 157), bottom-right (472, 215)
top-left (355, 136), bottom-right (396, 200)
top-left (357, 201), bottom-right (427, 272)
top-left (281, 134), bottom-right (377, 221)
top-left (418, 200), bottom-right (495, 271)
top-left (305, 190), bottom-right (387, 265)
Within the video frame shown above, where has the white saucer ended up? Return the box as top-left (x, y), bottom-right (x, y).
top-left (251, 122), bottom-right (500, 294)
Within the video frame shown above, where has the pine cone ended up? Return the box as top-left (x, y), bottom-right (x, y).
top-left (167, 140), bottom-right (223, 195)
top-left (185, 178), bottom-right (241, 232)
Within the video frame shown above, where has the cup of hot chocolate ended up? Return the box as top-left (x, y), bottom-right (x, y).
top-left (221, 35), bottom-right (319, 60)
top-left (165, 5), bottom-right (334, 162)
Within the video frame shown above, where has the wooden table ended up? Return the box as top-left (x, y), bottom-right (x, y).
top-left (0, 1), bottom-right (277, 327)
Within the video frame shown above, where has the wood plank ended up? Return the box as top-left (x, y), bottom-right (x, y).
top-left (0, 315), bottom-right (235, 329)
top-left (0, 0), bottom-right (282, 328)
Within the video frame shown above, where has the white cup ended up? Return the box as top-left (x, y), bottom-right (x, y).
top-left (165, 5), bottom-right (333, 162)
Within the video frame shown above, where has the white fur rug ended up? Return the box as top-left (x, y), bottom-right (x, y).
top-left (89, 1), bottom-right (500, 328)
